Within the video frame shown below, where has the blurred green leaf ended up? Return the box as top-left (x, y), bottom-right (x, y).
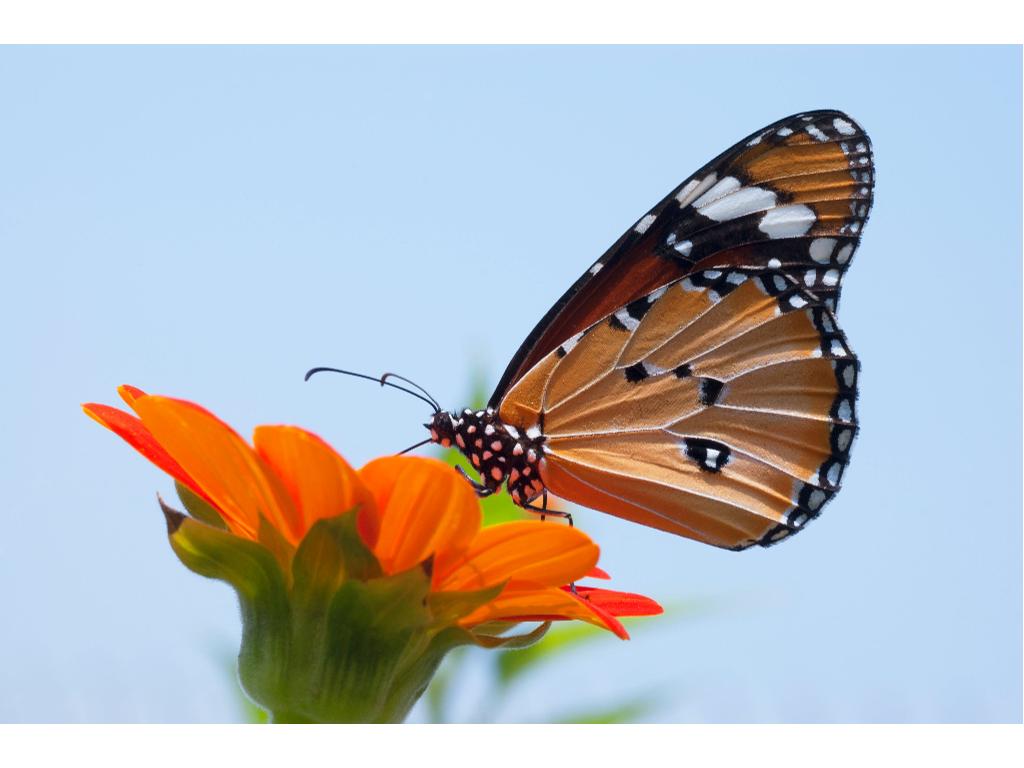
top-left (496, 621), bottom-right (604, 687)
top-left (423, 647), bottom-right (465, 724)
top-left (554, 695), bottom-right (661, 724)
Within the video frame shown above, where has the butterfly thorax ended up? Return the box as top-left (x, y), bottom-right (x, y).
top-left (427, 408), bottom-right (546, 505)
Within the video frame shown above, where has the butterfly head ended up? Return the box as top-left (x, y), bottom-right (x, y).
top-left (425, 410), bottom-right (458, 448)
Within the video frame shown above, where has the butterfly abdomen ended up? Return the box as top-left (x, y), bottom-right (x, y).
top-left (429, 408), bottom-right (547, 504)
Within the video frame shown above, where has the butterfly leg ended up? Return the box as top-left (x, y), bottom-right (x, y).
top-left (454, 465), bottom-right (495, 498)
top-left (523, 491), bottom-right (574, 527)
top-left (523, 491), bottom-right (579, 595)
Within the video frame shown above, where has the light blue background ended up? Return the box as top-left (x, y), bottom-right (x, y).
top-left (1, 46), bottom-right (1020, 723)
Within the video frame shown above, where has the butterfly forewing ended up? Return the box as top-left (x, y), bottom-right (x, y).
top-left (489, 110), bottom-right (873, 408)
top-left (497, 267), bottom-right (857, 550)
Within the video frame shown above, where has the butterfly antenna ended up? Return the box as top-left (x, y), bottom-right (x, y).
top-left (380, 372), bottom-right (442, 412)
top-left (395, 437), bottom-right (433, 456)
top-left (304, 366), bottom-right (441, 413)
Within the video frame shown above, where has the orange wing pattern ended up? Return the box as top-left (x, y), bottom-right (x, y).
top-left (498, 268), bottom-right (857, 550)
top-left (489, 110), bottom-right (873, 408)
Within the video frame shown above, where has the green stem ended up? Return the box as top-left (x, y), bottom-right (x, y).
top-left (271, 710), bottom-right (316, 724)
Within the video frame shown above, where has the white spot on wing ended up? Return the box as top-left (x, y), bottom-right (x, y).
top-left (837, 399), bottom-right (852, 421)
top-left (560, 331), bottom-right (583, 355)
top-left (759, 204), bottom-right (816, 238)
top-left (806, 124), bottom-right (829, 142)
top-left (808, 489), bottom-right (826, 511)
top-left (674, 239), bottom-right (692, 258)
top-left (589, 262), bottom-right (603, 275)
top-left (836, 244), bottom-right (854, 264)
top-left (837, 429), bottom-right (853, 452)
top-left (697, 183), bottom-right (777, 223)
top-left (777, 127), bottom-right (793, 137)
top-left (809, 238), bottom-right (836, 264)
top-left (826, 462), bottom-right (842, 486)
top-left (833, 117), bottom-right (856, 135)
top-left (675, 174), bottom-right (717, 208)
top-left (614, 308), bottom-right (639, 331)
top-left (634, 213), bottom-right (657, 235)
top-left (692, 176), bottom-right (741, 208)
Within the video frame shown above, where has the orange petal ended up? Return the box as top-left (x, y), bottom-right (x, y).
top-left (118, 384), bottom-right (147, 407)
top-left (435, 520), bottom-right (598, 592)
top-left (82, 402), bottom-right (214, 508)
top-left (130, 396), bottom-right (297, 542)
top-left (358, 456), bottom-right (481, 575)
top-left (569, 586), bottom-right (663, 617)
top-left (253, 426), bottom-right (377, 542)
top-left (585, 566), bottom-right (611, 580)
top-left (459, 585), bottom-right (628, 639)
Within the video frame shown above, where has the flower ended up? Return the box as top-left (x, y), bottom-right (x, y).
top-left (83, 386), bottom-right (662, 722)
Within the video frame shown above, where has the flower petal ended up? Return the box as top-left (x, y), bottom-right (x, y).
top-left (568, 586), bottom-right (663, 617)
top-left (82, 402), bottom-right (213, 508)
top-left (435, 520), bottom-right (598, 593)
top-left (253, 426), bottom-right (377, 543)
top-left (118, 384), bottom-right (147, 407)
top-left (359, 456), bottom-right (481, 575)
top-left (459, 585), bottom-right (629, 639)
top-left (130, 395), bottom-right (297, 542)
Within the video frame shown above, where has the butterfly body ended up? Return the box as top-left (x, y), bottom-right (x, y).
top-left (428, 408), bottom-right (548, 505)
top-left (426, 110), bottom-right (873, 551)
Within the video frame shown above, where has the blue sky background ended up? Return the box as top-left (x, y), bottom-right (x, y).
top-left (0, 46), bottom-right (1020, 723)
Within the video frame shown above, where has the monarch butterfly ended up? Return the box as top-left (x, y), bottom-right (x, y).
top-left (312, 110), bottom-right (873, 551)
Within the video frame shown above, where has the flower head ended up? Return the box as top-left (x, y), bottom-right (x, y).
top-left (83, 386), bottom-right (661, 722)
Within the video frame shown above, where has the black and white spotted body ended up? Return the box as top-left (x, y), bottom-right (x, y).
top-left (428, 408), bottom-right (547, 505)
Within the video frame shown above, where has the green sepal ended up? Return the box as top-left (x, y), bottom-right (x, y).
top-left (496, 620), bottom-right (601, 685)
top-left (261, 565), bottom-right (437, 723)
top-left (291, 508), bottom-right (381, 605)
top-left (257, 514), bottom-right (295, 584)
top-left (469, 620), bottom-right (552, 650)
top-left (158, 496), bottom-right (292, 704)
top-left (426, 581), bottom-right (506, 627)
top-left (175, 481), bottom-right (227, 530)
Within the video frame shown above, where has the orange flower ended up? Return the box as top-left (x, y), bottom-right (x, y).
top-left (83, 386), bottom-right (661, 640)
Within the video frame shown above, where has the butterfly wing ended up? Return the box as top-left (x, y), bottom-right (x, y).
top-left (497, 267), bottom-right (857, 550)
top-left (489, 110), bottom-right (873, 408)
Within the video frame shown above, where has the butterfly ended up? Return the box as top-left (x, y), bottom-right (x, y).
top-left (312, 110), bottom-right (873, 550)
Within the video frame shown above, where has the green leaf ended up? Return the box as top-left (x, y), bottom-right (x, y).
top-left (175, 481), bottom-right (227, 529)
top-left (470, 621), bottom-right (551, 649)
top-left (554, 694), bottom-right (661, 724)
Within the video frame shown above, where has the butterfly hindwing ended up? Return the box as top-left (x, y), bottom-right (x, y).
top-left (497, 267), bottom-right (857, 550)
top-left (489, 110), bottom-right (873, 407)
